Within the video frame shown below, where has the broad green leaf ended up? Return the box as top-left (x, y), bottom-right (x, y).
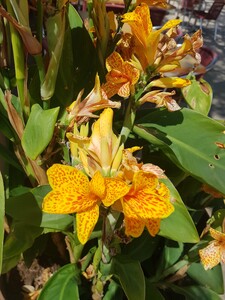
top-left (0, 172), bottom-right (4, 273)
top-left (182, 77), bottom-right (213, 115)
top-left (121, 231), bottom-right (160, 262)
top-left (187, 262), bottom-right (224, 294)
top-left (169, 284), bottom-right (222, 300)
top-left (0, 142), bottom-right (22, 170)
top-left (2, 221), bottom-right (42, 273)
top-left (160, 240), bottom-right (184, 270)
top-left (134, 108), bottom-right (225, 195)
top-left (41, 10), bottom-right (66, 100)
top-left (38, 264), bottom-right (80, 300)
top-left (146, 281), bottom-right (165, 300)
top-left (159, 178), bottom-right (199, 243)
top-left (111, 255), bottom-right (145, 300)
top-left (21, 104), bottom-right (59, 160)
top-left (5, 186), bottom-right (73, 230)
top-left (103, 280), bottom-right (124, 300)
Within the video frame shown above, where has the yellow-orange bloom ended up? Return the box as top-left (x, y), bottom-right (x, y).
top-left (121, 3), bottom-right (181, 70)
top-left (42, 164), bottom-right (129, 244)
top-left (102, 51), bottom-right (140, 98)
top-left (199, 228), bottom-right (225, 270)
top-left (117, 171), bottom-right (174, 237)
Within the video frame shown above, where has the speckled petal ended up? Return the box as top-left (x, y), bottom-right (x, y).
top-left (146, 218), bottom-right (161, 236)
top-left (124, 190), bottom-right (174, 219)
top-left (102, 178), bottom-right (129, 206)
top-left (131, 171), bottom-right (158, 193)
top-left (47, 164), bottom-right (89, 192)
top-left (210, 227), bottom-right (225, 241)
top-left (76, 205), bottom-right (99, 244)
top-left (42, 185), bottom-right (97, 214)
top-left (90, 171), bottom-right (106, 199)
top-left (199, 241), bottom-right (222, 270)
top-left (124, 216), bottom-right (145, 237)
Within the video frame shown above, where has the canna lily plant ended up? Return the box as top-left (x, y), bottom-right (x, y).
top-left (0, 0), bottom-right (225, 299)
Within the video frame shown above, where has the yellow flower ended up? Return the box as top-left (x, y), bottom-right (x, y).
top-left (121, 3), bottom-right (181, 70)
top-left (199, 228), bottom-right (225, 270)
top-left (67, 74), bottom-right (120, 126)
top-left (42, 164), bottom-right (129, 244)
top-left (117, 171), bottom-right (174, 237)
top-left (149, 77), bottom-right (191, 88)
top-left (67, 108), bottom-right (124, 177)
top-left (102, 51), bottom-right (140, 98)
top-left (136, 0), bottom-right (168, 8)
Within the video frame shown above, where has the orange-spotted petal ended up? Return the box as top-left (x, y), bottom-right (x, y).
top-left (42, 184), bottom-right (98, 214)
top-left (199, 241), bottom-right (222, 270)
top-left (102, 178), bottom-right (129, 206)
top-left (210, 227), bottom-right (225, 241)
top-left (124, 190), bottom-right (174, 219)
top-left (76, 205), bottom-right (99, 244)
top-left (47, 164), bottom-right (88, 191)
top-left (106, 51), bottom-right (123, 71)
top-left (146, 218), bottom-right (161, 236)
top-left (124, 216), bottom-right (145, 237)
top-left (90, 171), bottom-right (106, 199)
top-left (131, 171), bottom-right (158, 193)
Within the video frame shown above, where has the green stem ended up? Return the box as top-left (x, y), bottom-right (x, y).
top-left (120, 99), bottom-right (136, 144)
top-left (6, 2), bottom-right (27, 117)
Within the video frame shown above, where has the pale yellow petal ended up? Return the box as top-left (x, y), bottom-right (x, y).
top-left (199, 241), bottom-right (222, 270)
top-left (76, 205), bottom-right (99, 244)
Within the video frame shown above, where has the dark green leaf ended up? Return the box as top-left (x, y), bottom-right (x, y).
top-left (145, 281), bottom-right (165, 300)
top-left (187, 262), bottom-right (224, 294)
top-left (169, 284), bottom-right (222, 300)
top-left (134, 108), bottom-right (225, 195)
top-left (111, 255), bottom-right (145, 300)
top-left (121, 231), bottom-right (160, 262)
top-left (103, 280), bottom-right (124, 300)
top-left (0, 172), bottom-right (4, 273)
top-left (6, 186), bottom-right (73, 230)
top-left (38, 264), bottom-right (80, 300)
top-left (2, 221), bottom-right (43, 273)
top-left (21, 104), bottom-right (59, 160)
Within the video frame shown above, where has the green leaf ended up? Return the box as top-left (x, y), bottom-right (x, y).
top-left (169, 284), bottom-right (222, 300)
top-left (38, 264), bottom-right (80, 300)
top-left (103, 280), bottom-right (124, 300)
top-left (121, 231), bottom-right (160, 262)
top-left (6, 186), bottom-right (73, 230)
top-left (145, 281), bottom-right (165, 300)
top-left (182, 77), bottom-right (213, 115)
top-left (21, 104), bottom-right (59, 160)
top-left (159, 178), bottom-right (199, 243)
top-left (134, 108), bottom-right (225, 195)
top-left (111, 255), bottom-right (145, 300)
top-left (2, 221), bottom-right (43, 273)
top-left (187, 262), bottom-right (224, 294)
top-left (0, 142), bottom-right (22, 170)
top-left (0, 172), bottom-right (4, 274)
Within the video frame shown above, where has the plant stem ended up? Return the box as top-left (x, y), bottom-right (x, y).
top-left (120, 98), bottom-right (136, 144)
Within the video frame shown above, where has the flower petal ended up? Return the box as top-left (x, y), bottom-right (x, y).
top-left (124, 216), bottom-right (145, 237)
top-left (210, 227), bottom-right (225, 241)
top-left (199, 241), bottom-right (222, 270)
top-left (47, 164), bottom-right (88, 191)
top-left (90, 171), bottom-right (106, 199)
top-left (124, 190), bottom-right (174, 219)
top-left (146, 218), bottom-right (161, 236)
top-left (102, 178), bottom-right (129, 206)
top-left (76, 205), bottom-right (99, 244)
